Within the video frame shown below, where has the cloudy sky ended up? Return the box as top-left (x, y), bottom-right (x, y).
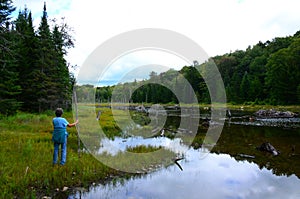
top-left (13, 0), bottom-right (300, 85)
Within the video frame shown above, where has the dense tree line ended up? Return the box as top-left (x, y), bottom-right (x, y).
top-left (95, 30), bottom-right (300, 105)
top-left (214, 31), bottom-right (300, 105)
top-left (2, 1), bottom-right (299, 115)
top-left (0, 1), bottom-right (74, 115)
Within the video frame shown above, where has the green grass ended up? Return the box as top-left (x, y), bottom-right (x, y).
top-left (96, 146), bottom-right (175, 174)
top-left (97, 108), bottom-right (122, 138)
top-left (0, 109), bottom-right (175, 198)
top-left (126, 145), bottom-right (162, 153)
top-left (0, 111), bottom-right (126, 198)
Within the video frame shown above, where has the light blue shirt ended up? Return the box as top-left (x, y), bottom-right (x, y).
top-left (53, 117), bottom-right (69, 135)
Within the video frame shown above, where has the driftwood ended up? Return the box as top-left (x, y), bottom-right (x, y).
top-left (238, 154), bottom-right (255, 159)
top-left (173, 157), bottom-right (184, 171)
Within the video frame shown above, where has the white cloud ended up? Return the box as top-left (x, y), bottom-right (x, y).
top-left (75, 49), bottom-right (189, 86)
top-left (98, 50), bottom-right (189, 85)
top-left (65, 0), bottom-right (300, 64)
top-left (11, 0), bottom-right (300, 85)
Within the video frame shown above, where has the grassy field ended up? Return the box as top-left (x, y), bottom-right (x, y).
top-left (0, 111), bottom-right (130, 198)
top-left (0, 108), bottom-right (175, 198)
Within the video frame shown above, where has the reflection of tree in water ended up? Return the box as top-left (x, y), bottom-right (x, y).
top-left (212, 124), bottom-right (300, 178)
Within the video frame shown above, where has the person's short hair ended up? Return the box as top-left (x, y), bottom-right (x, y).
top-left (55, 108), bottom-right (63, 117)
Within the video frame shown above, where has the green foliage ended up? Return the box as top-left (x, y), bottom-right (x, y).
top-left (297, 84), bottom-right (300, 103)
top-left (0, 2), bottom-right (74, 115)
top-left (0, 0), bottom-right (15, 25)
top-left (266, 38), bottom-right (300, 104)
top-left (0, 1), bottom-right (21, 116)
top-left (240, 71), bottom-right (250, 101)
top-left (126, 145), bottom-right (162, 153)
top-left (76, 84), bottom-right (96, 103)
top-left (97, 108), bottom-right (122, 138)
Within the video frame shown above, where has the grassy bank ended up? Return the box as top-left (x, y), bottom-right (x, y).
top-left (0, 111), bottom-right (127, 198)
top-left (0, 109), bottom-right (175, 198)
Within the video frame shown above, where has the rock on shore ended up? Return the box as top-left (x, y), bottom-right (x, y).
top-left (254, 109), bottom-right (298, 118)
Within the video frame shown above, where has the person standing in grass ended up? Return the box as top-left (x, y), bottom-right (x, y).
top-left (52, 108), bottom-right (78, 166)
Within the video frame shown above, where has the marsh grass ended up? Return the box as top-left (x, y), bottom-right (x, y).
top-left (0, 109), bottom-right (171, 198)
top-left (95, 146), bottom-right (175, 174)
top-left (96, 108), bottom-right (122, 138)
top-left (0, 112), bottom-right (124, 198)
top-left (96, 107), bottom-right (152, 138)
top-left (126, 145), bottom-right (162, 153)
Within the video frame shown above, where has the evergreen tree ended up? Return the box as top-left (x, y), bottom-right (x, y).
top-left (35, 2), bottom-right (73, 111)
top-left (0, 2), bottom-right (75, 114)
top-left (15, 8), bottom-right (40, 111)
top-left (35, 2), bottom-right (54, 111)
top-left (0, 0), bottom-right (15, 26)
top-left (52, 25), bottom-right (72, 108)
top-left (0, 0), bottom-right (21, 115)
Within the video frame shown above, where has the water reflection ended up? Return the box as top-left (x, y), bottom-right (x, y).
top-left (98, 136), bottom-right (190, 156)
top-left (72, 148), bottom-right (300, 199)
top-left (70, 109), bottom-right (300, 198)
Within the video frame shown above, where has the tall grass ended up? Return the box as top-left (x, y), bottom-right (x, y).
top-left (0, 112), bottom-right (122, 198)
top-left (0, 110), bottom-right (167, 198)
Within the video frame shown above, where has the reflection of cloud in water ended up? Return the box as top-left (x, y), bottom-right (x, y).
top-left (79, 146), bottom-right (300, 199)
top-left (97, 136), bottom-right (190, 156)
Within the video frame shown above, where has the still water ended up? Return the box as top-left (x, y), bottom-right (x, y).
top-left (71, 110), bottom-right (300, 199)
top-left (73, 149), bottom-right (300, 199)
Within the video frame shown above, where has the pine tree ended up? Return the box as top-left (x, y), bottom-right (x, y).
top-left (1, 2), bottom-right (75, 114)
top-left (34, 2), bottom-right (74, 111)
top-left (34, 2), bottom-right (54, 112)
top-left (0, 0), bottom-right (15, 26)
top-left (15, 8), bottom-right (40, 111)
top-left (0, 0), bottom-right (21, 115)
top-left (51, 24), bottom-right (72, 109)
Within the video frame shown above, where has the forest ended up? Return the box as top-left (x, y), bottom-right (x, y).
top-left (1, 0), bottom-right (300, 117)
top-left (91, 30), bottom-right (300, 106)
top-left (0, 1), bottom-right (74, 115)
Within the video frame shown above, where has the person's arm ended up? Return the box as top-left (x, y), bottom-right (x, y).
top-left (67, 119), bottom-right (79, 127)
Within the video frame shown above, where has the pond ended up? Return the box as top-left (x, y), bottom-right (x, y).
top-left (70, 109), bottom-right (300, 199)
